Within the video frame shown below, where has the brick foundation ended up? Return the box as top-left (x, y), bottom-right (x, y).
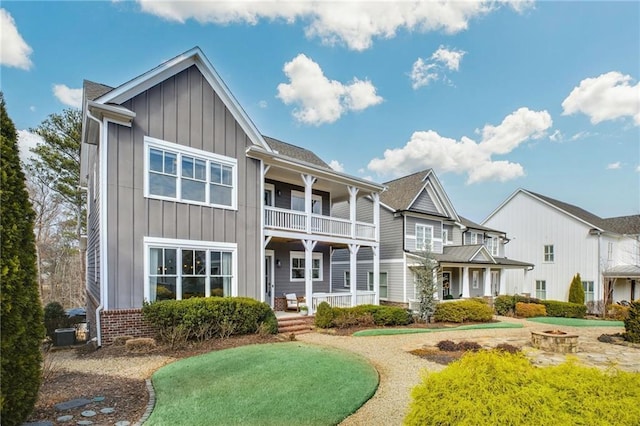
top-left (100, 309), bottom-right (156, 345)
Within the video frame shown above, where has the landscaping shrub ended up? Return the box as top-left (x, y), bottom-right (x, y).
top-left (433, 300), bottom-right (494, 323)
top-left (314, 302), bottom-right (335, 328)
top-left (494, 295), bottom-right (515, 316)
top-left (436, 340), bottom-right (458, 352)
top-left (317, 304), bottom-right (413, 328)
top-left (540, 300), bottom-right (586, 318)
top-left (607, 304), bottom-right (630, 321)
top-left (142, 297), bottom-right (277, 344)
top-left (457, 341), bottom-right (482, 351)
top-left (515, 302), bottom-right (547, 318)
top-left (494, 343), bottom-right (520, 354)
top-left (435, 340), bottom-right (481, 352)
top-left (623, 300), bottom-right (640, 343)
top-left (568, 273), bottom-right (585, 304)
top-left (405, 350), bottom-right (640, 425)
top-left (333, 312), bottom-right (375, 329)
top-left (43, 301), bottom-right (69, 339)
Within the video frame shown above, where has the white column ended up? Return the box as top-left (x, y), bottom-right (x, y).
top-left (348, 186), bottom-right (359, 239)
top-left (372, 246), bottom-right (380, 304)
top-left (462, 266), bottom-right (470, 298)
top-left (483, 267), bottom-right (492, 297)
top-left (301, 174), bottom-right (316, 234)
top-left (499, 270), bottom-right (507, 295)
top-left (433, 268), bottom-right (440, 301)
top-left (349, 244), bottom-right (360, 307)
top-left (302, 239), bottom-right (317, 314)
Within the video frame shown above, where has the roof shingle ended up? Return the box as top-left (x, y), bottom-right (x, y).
top-left (263, 136), bottom-right (330, 169)
top-left (380, 169), bottom-right (431, 210)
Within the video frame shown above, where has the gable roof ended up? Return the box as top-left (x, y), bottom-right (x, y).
top-left (380, 169), bottom-right (459, 220)
top-left (431, 244), bottom-right (533, 268)
top-left (83, 80), bottom-right (113, 101)
top-left (459, 216), bottom-right (502, 234)
top-left (263, 136), bottom-right (330, 169)
top-left (600, 215), bottom-right (640, 235)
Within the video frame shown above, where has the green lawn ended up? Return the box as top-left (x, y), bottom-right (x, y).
top-left (353, 321), bottom-right (523, 337)
top-left (527, 317), bottom-right (624, 327)
top-left (146, 342), bottom-right (378, 425)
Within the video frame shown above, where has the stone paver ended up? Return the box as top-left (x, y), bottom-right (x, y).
top-left (54, 399), bottom-right (91, 411)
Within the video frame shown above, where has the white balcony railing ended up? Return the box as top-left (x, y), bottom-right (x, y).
top-left (264, 206), bottom-right (375, 241)
top-left (311, 290), bottom-right (376, 310)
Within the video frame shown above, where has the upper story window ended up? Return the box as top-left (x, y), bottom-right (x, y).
top-left (607, 242), bottom-right (613, 261)
top-left (485, 236), bottom-right (499, 256)
top-left (416, 224), bottom-right (434, 251)
top-left (544, 245), bottom-right (554, 262)
top-left (291, 190), bottom-right (322, 214)
top-left (442, 229), bottom-right (449, 245)
top-left (465, 232), bottom-right (482, 245)
top-left (145, 137), bottom-right (237, 210)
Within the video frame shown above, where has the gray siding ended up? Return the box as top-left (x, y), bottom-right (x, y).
top-left (443, 224), bottom-right (455, 244)
top-left (450, 225), bottom-right (464, 246)
top-left (411, 189), bottom-right (439, 214)
top-left (268, 242), bottom-right (331, 296)
top-left (105, 65), bottom-right (261, 309)
top-left (331, 262), bottom-right (371, 292)
top-left (87, 149), bottom-right (100, 302)
top-left (266, 179), bottom-right (330, 215)
top-left (405, 216), bottom-right (443, 253)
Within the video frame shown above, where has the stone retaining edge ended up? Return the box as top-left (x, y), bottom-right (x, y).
top-left (134, 379), bottom-right (156, 426)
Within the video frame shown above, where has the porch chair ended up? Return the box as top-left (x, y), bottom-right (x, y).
top-left (285, 293), bottom-right (301, 312)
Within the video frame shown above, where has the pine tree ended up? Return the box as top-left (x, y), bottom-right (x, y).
top-left (1, 93), bottom-right (45, 425)
top-left (568, 273), bottom-right (585, 304)
top-left (414, 248), bottom-right (439, 321)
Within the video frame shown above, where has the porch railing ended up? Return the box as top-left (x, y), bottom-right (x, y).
top-left (311, 290), bottom-right (376, 310)
top-left (264, 206), bottom-right (375, 241)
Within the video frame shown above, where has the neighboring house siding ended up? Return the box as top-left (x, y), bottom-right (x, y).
top-left (484, 192), bottom-right (600, 301)
top-left (104, 65), bottom-right (261, 309)
top-left (450, 224), bottom-right (463, 246)
top-left (405, 216), bottom-right (443, 253)
top-left (411, 190), bottom-right (439, 214)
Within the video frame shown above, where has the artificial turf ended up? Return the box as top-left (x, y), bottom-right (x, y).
top-left (146, 342), bottom-right (378, 425)
top-left (352, 321), bottom-right (523, 337)
top-left (526, 317), bottom-right (625, 327)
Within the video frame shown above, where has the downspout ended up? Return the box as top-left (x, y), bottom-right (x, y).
top-left (597, 231), bottom-right (602, 303)
top-left (86, 110), bottom-right (104, 347)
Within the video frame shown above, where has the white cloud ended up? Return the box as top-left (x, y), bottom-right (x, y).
top-left (562, 72), bottom-right (640, 126)
top-left (410, 45), bottom-right (466, 89)
top-left (0, 8), bottom-right (33, 70)
top-left (636, 165), bottom-right (640, 173)
top-left (136, 1), bottom-right (531, 51)
top-left (258, 100), bottom-right (268, 108)
top-left (276, 54), bottom-right (382, 125)
top-left (549, 130), bottom-right (563, 142)
top-left (328, 160), bottom-right (345, 172)
top-left (368, 107), bottom-right (552, 184)
top-left (53, 84), bottom-right (82, 108)
top-left (606, 162), bottom-right (621, 170)
top-left (569, 131), bottom-right (593, 141)
top-left (17, 130), bottom-right (43, 165)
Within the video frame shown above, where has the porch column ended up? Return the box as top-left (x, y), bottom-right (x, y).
top-left (302, 239), bottom-right (317, 314)
top-left (302, 174), bottom-right (316, 234)
top-left (433, 268), bottom-right (440, 301)
top-left (499, 270), bottom-right (506, 295)
top-left (348, 186), bottom-right (359, 239)
top-left (483, 267), bottom-right (492, 297)
top-left (462, 266), bottom-right (470, 298)
top-left (372, 246), bottom-right (380, 304)
top-left (349, 244), bottom-right (360, 307)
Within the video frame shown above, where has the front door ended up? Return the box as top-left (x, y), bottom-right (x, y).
top-left (265, 250), bottom-right (274, 307)
top-left (491, 271), bottom-right (500, 296)
top-left (442, 272), bottom-right (451, 299)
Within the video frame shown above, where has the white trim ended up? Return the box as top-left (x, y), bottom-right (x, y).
top-left (331, 258), bottom-right (405, 265)
top-left (289, 250), bottom-right (323, 282)
top-left (367, 270), bottom-right (388, 300)
top-left (343, 270), bottom-right (350, 288)
top-left (415, 223), bottom-right (434, 252)
top-left (265, 249), bottom-right (275, 307)
top-left (100, 118), bottom-right (110, 310)
top-left (291, 189), bottom-right (321, 213)
top-left (144, 136), bottom-right (238, 210)
top-left (264, 182), bottom-right (275, 207)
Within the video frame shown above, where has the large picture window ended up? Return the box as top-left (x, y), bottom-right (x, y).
top-left (416, 224), bottom-right (433, 251)
top-left (290, 251), bottom-right (323, 281)
top-left (145, 137), bottom-right (237, 209)
top-left (145, 237), bottom-right (236, 302)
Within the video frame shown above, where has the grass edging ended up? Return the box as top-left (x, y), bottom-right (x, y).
top-left (526, 317), bottom-right (624, 327)
top-left (353, 321), bottom-right (523, 337)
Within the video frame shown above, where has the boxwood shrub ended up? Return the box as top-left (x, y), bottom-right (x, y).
top-left (494, 295), bottom-right (543, 316)
top-left (142, 297), bottom-right (277, 342)
top-left (624, 300), bottom-right (640, 343)
top-left (540, 300), bottom-right (586, 318)
top-left (433, 300), bottom-right (494, 323)
top-left (515, 302), bottom-right (547, 318)
top-left (314, 304), bottom-right (413, 328)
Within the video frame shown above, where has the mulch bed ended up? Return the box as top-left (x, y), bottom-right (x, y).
top-left (408, 348), bottom-right (466, 365)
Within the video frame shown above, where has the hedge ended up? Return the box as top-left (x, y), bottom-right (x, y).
top-left (142, 297), bottom-right (277, 343)
top-left (433, 300), bottom-right (494, 323)
top-left (515, 302), bottom-right (547, 318)
top-left (314, 304), bottom-right (413, 329)
top-left (540, 300), bottom-right (586, 318)
top-left (624, 300), bottom-right (640, 343)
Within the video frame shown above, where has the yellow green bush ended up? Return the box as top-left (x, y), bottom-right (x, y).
top-left (433, 299), bottom-right (494, 323)
top-left (607, 304), bottom-right (630, 321)
top-left (405, 351), bottom-right (640, 426)
top-left (515, 302), bottom-right (547, 318)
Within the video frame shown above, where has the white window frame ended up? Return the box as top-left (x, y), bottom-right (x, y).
top-left (289, 251), bottom-right (323, 282)
top-left (291, 190), bottom-right (322, 214)
top-left (415, 224), bottom-right (434, 251)
top-left (143, 237), bottom-right (238, 302)
top-left (144, 136), bottom-right (238, 210)
top-left (536, 280), bottom-right (546, 299)
top-left (344, 271), bottom-right (350, 288)
top-left (442, 228), bottom-right (450, 245)
top-left (582, 281), bottom-right (595, 303)
top-left (607, 242), bottom-right (613, 261)
top-left (485, 236), bottom-right (499, 256)
top-left (544, 245), bottom-right (554, 262)
top-left (264, 183), bottom-right (275, 207)
top-left (472, 270), bottom-right (480, 289)
top-left (368, 271), bottom-right (388, 299)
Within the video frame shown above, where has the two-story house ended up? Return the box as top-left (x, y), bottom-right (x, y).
top-left (80, 47), bottom-right (384, 345)
top-left (331, 170), bottom-right (532, 305)
top-left (483, 189), bottom-right (640, 305)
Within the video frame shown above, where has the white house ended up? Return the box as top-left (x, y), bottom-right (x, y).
top-left (483, 189), bottom-right (640, 305)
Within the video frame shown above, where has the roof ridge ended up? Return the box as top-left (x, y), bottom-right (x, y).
top-left (383, 169), bottom-right (432, 185)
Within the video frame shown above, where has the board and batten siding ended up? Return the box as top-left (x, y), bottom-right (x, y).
top-left (86, 147), bottom-right (101, 303)
top-left (104, 65), bottom-right (261, 309)
top-left (484, 192), bottom-right (600, 301)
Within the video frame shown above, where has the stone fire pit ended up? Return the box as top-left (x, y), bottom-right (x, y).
top-left (531, 330), bottom-right (579, 353)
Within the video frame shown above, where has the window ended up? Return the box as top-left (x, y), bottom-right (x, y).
top-left (442, 229), bottom-right (449, 245)
top-left (145, 137), bottom-right (237, 209)
top-left (291, 190), bottom-right (322, 214)
top-left (145, 237), bottom-right (236, 302)
top-left (368, 271), bottom-right (388, 299)
top-left (344, 271), bottom-right (350, 288)
top-left (607, 242), bottom-right (613, 261)
top-left (416, 224), bottom-right (433, 251)
top-left (544, 245), bottom-right (554, 262)
top-left (536, 280), bottom-right (546, 299)
top-left (485, 236), bottom-right (499, 256)
top-left (466, 232), bottom-right (482, 245)
top-left (264, 183), bottom-right (275, 207)
top-left (582, 281), bottom-right (594, 303)
top-left (290, 251), bottom-right (323, 281)
top-left (472, 270), bottom-right (480, 289)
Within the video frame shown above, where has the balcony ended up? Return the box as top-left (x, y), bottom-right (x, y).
top-left (264, 206), bottom-right (375, 241)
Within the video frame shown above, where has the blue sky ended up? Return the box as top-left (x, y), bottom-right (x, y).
top-left (2, 1), bottom-right (639, 222)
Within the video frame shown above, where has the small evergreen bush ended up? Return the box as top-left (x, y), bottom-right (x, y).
top-left (436, 340), bottom-right (458, 352)
top-left (623, 300), bottom-right (640, 343)
top-left (540, 300), bottom-right (586, 318)
top-left (314, 304), bottom-right (413, 328)
top-left (433, 300), bottom-right (494, 323)
top-left (494, 295), bottom-right (516, 315)
top-left (43, 301), bottom-right (69, 339)
top-left (568, 273), bottom-right (585, 304)
top-left (607, 304), bottom-right (630, 321)
top-left (314, 302), bottom-right (335, 328)
top-left (515, 302), bottom-right (547, 318)
top-left (405, 350), bottom-right (640, 425)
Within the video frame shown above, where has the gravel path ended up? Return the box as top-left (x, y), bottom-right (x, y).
top-left (297, 317), bottom-right (634, 425)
